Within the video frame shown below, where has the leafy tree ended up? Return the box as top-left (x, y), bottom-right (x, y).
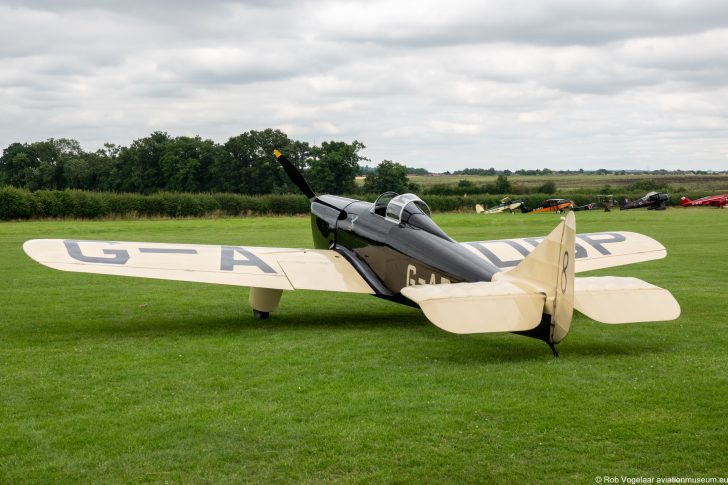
top-left (359, 165), bottom-right (377, 176)
top-left (1, 138), bottom-right (103, 190)
top-left (538, 180), bottom-right (557, 194)
top-left (407, 167), bottom-right (430, 175)
top-left (63, 156), bottom-right (93, 189)
top-left (456, 167), bottom-right (496, 176)
top-left (46, 139), bottom-right (85, 189)
top-left (626, 179), bottom-right (662, 192)
top-left (159, 136), bottom-right (220, 192)
top-left (115, 132), bottom-right (172, 193)
top-left (0, 143), bottom-right (38, 188)
top-left (363, 160), bottom-right (414, 194)
top-left (212, 129), bottom-right (308, 195)
top-left (87, 144), bottom-right (121, 191)
top-left (495, 174), bottom-right (511, 194)
top-left (308, 140), bottom-right (366, 194)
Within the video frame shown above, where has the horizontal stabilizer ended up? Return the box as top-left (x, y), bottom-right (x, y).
top-left (574, 276), bottom-right (680, 324)
top-left (400, 281), bottom-right (545, 334)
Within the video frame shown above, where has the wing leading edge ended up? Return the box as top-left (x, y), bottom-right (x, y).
top-left (23, 239), bottom-right (374, 294)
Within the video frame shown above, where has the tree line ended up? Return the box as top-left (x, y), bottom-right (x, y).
top-left (3, 130), bottom-right (722, 200)
top-left (0, 129), bottom-right (416, 196)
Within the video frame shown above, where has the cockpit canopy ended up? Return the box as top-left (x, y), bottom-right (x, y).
top-left (373, 193), bottom-right (431, 222)
top-left (371, 192), bottom-right (451, 240)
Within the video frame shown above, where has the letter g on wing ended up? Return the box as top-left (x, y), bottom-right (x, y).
top-left (64, 240), bottom-right (130, 264)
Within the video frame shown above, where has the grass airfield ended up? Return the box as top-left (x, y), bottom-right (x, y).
top-left (1, 209), bottom-right (726, 483)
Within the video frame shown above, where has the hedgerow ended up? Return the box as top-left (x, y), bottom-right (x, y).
top-left (0, 187), bottom-right (698, 220)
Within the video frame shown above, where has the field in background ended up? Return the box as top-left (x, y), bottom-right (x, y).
top-left (407, 173), bottom-right (728, 192)
top-left (1, 210), bottom-right (727, 482)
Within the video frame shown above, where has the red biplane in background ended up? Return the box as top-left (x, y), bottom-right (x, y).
top-left (681, 194), bottom-right (728, 208)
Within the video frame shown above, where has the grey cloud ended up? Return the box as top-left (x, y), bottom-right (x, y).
top-left (1, 0), bottom-right (727, 170)
top-left (313, 0), bottom-right (728, 47)
top-left (0, 0), bottom-right (297, 14)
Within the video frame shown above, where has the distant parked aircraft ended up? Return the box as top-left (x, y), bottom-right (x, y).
top-left (522, 199), bottom-right (574, 213)
top-left (680, 194), bottom-right (728, 208)
top-left (475, 197), bottom-right (524, 214)
top-left (620, 192), bottom-right (669, 211)
top-left (572, 202), bottom-right (597, 211)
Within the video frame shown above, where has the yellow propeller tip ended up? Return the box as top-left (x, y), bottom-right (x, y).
top-left (273, 149), bottom-right (282, 158)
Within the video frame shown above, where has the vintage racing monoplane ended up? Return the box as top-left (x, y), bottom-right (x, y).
top-left (23, 151), bottom-right (680, 354)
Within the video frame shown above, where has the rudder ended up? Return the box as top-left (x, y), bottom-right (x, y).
top-left (493, 211), bottom-right (576, 344)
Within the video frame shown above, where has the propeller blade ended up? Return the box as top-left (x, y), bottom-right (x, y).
top-left (273, 149), bottom-right (316, 200)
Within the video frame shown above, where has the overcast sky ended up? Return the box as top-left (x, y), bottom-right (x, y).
top-left (1, 0), bottom-right (727, 171)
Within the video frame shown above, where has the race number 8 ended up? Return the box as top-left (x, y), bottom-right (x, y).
top-left (561, 251), bottom-right (569, 294)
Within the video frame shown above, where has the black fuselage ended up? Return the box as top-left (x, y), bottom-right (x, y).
top-left (310, 195), bottom-right (499, 301)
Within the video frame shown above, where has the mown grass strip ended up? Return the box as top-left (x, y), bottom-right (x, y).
top-left (1, 209), bottom-right (726, 482)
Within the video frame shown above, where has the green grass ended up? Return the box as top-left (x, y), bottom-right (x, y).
top-left (1, 210), bottom-right (727, 483)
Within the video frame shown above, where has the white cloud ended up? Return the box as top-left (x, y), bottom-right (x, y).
top-left (1, 0), bottom-right (727, 170)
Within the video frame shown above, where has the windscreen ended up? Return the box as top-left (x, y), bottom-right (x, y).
top-left (384, 194), bottom-right (451, 240)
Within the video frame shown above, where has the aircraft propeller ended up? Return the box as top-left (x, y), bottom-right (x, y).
top-left (273, 149), bottom-right (348, 219)
top-left (273, 149), bottom-right (316, 200)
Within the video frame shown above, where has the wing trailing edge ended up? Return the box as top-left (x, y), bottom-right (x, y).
top-left (23, 239), bottom-right (374, 294)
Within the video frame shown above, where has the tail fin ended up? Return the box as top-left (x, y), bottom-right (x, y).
top-left (680, 196), bottom-right (691, 207)
top-left (494, 211), bottom-right (576, 343)
top-left (475, 204), bottom-right (485, 214)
